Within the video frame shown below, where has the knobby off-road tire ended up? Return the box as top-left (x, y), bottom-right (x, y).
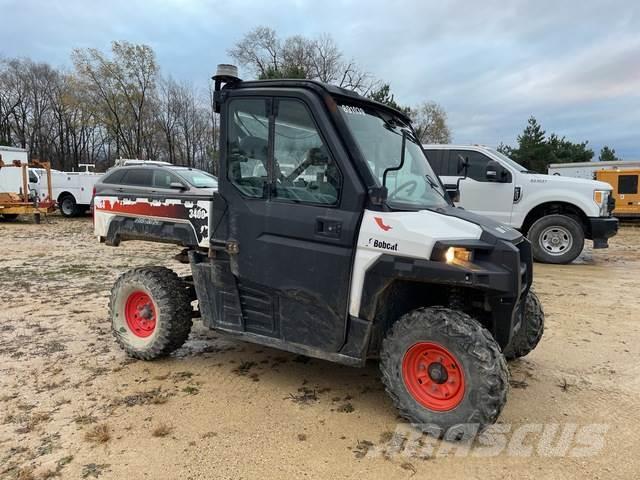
top-left (528, 214), bottom-right (584, 264)
top-left (380, 307), bottom-right (508, 440)
top-left (503, 291), bottom-right (544, 360)
top-left (110, 267), bottom-right (193, 360)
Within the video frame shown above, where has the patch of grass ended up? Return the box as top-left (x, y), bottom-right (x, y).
top-left (114, 388), bottom-right (171, 407)
top-left (73, 411), bottom-right (97, 425)
top-left (151, 423), bottom-right (173, 437)
top-left (84, 424), bottom-right (110, 444)
top-left (81, 463), bottom-right (110, 479)
top-left (286, 387), bottom-right (317, 405)
top-left (182, 386), bottom-right (199, 395)
top-left (336, 402), bottom-right (354, 413)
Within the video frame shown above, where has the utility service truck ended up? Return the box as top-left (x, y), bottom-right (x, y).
top-left (95, 65), bottom-right (545, 439)
top-left (30, 167), bottom-right (102, 217)
top-left (424, 145), bottom-right (619, 264)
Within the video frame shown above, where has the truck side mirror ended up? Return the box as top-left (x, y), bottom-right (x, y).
top-left (446, 187), bottom-right (460, 203)
top-left (485, 160), bottom-right (504, 182)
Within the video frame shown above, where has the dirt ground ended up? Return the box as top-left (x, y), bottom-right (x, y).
top-left (1, 215), bottom-right (639, 480)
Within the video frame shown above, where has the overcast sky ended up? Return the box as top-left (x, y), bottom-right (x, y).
top-left (2, 0), bottom-right (639, 158)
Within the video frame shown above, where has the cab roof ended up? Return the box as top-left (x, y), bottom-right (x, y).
top-left (225, 78), bottom-right (412, 123)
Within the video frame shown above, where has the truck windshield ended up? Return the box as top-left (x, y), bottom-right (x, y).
top-left (487, 148), bottom-right (531, 173)
top-left (338, 103), bottom-right (449, 210)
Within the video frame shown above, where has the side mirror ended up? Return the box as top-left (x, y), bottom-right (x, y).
top-left (368, 185), bottom-right (388, 206)
top-left (169, 182), bottom-right (186, 190)
top-left (457, 155), bottom-right (469, 177)
top-left (485, 160), bottom-right (506, 182)
top-left (446, 187), bottom-right (460, 203)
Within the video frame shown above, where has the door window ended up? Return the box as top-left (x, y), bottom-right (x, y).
top-left (152, 170), bottom-right (182, 189)
top-left (122, 168), bottom-right (153, 187)
top-left (227, 98), bottom-right (269, 198)
top-left (451, 150), bottom-right (500, 182)
top-left (273, 99), bottom-right (341, 205)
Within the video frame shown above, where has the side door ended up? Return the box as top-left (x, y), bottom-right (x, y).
top-left (220, 93), bottom-right (365, 352)
top-left (449, 149), bottom-right (515, 225)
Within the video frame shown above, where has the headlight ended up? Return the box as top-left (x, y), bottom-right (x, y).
top-left (444, 247), bottom-right (473, 264)
top-left (593, 190), bottom-right (610, 216)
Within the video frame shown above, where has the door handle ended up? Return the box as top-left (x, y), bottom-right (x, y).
top-left (316, 218), bottom-right (342, 238)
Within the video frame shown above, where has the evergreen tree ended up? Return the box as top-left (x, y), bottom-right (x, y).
top-left (599, 146), bottom-right (619, 162)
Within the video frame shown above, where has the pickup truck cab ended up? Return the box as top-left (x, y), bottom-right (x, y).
top-left (423, 144), bottom-right (618, 264)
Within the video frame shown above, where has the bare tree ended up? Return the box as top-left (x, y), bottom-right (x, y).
top-left (72, 41), bottom-right (158, 159)
top-left (228, 26), bottom-right (378, 94)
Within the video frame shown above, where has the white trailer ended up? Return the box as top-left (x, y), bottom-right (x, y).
top-left (0, 146), bottom-right (30, 195)
top-left (548, 160), bottom-right (640, 179)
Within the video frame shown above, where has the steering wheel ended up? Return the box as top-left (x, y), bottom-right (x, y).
top-left (389, 180), bottom-right (418, 198)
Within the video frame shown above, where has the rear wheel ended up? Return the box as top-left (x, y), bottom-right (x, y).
top-left (380, 307), bottom-right (508, 440)
top-left (59, 195), bottom-right (79, 217)
top-left (110, 267), bottom-right (193, 360)
top-left (503, 291), bottom-right (544, 360)
top-left (528, 214), bottom-right (584, 264)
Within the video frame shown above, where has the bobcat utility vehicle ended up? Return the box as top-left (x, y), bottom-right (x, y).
top-left (96, 65), bottom-right (544, 439)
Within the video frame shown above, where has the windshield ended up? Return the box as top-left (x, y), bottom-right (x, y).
top-left (487, 148), bottom-right (530, 173)
top-left (338, 103), bottom-right (449, 209)
top-left (176, 169), bottom-right (218, 188)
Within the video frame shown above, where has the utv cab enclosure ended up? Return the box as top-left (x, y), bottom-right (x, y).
top-left (101, 65), bottom-right (544, 439)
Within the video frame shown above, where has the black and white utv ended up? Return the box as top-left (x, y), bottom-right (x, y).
top-left (100, 65), bottom-right (544, 439)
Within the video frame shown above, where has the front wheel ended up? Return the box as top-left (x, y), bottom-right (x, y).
top-left (380, 307), bottom-right (508, 440)
top-left (503, 291), bottom-right (544, 360)
top-left (528, 214), bottom-right (584, 264)
top-left (110, 267), bottom-right (193, 360)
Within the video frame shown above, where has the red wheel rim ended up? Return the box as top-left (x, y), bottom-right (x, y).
top-left (402, 342), bottom-right (465, 411)
top-left (124, 291), bottom-right (157, 338)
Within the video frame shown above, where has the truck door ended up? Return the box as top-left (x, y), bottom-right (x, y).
top-left (446, 149), bottom-right (514, 225)
top-left (219, 94), bottom-right (365, 352)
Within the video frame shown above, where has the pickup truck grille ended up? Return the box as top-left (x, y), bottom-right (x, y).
top-left (607, 194), bottom-right (616, 216)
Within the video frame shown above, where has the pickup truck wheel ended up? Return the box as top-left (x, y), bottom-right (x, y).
top-left (110, 267), bottom-right (193, 360)
top-left (380, 307), bottom-right (508, 440)
top-left (59, 195), bottom-right (79, 217)
top-left (503, 291), bottom-right (544, 360)
top-left (528, 214), bottom-right (584, 264)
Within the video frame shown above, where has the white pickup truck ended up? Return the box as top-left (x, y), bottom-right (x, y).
top-left (423, 144), bottom-right (619, 264)
top-left (30, 166), bottom-right (102, 217)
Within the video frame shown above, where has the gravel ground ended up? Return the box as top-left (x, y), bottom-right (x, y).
top-left (1, 215), bottom-right (639, 479)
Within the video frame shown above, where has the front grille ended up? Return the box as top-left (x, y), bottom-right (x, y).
top-left (607, 194), bottom-right (616, 216)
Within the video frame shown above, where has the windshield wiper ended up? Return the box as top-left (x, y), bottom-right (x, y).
top-left (424, 173), bottom-right (451, 204)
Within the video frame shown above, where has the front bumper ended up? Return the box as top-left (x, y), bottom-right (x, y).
top-left (588, 217), bottom-right (619, 249)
